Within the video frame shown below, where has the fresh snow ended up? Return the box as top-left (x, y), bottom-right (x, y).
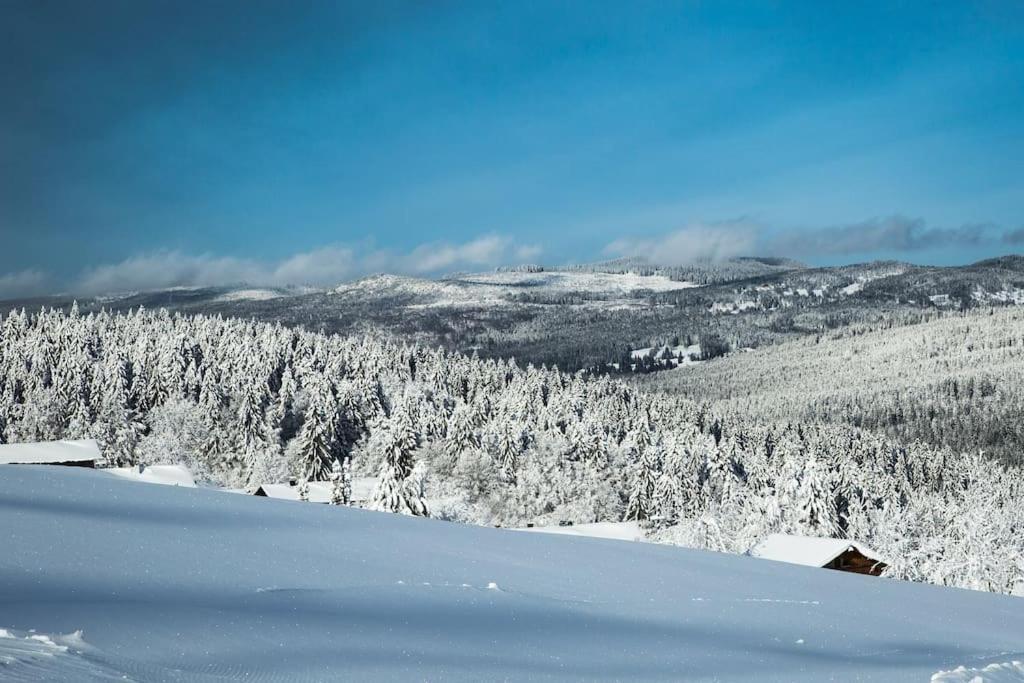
top-left (334, 271), bottom-right (699, 309)
top-left (0, 628), bottom-right (126, 682)
top-left (3, 466), bottom-right (1024, 681)
top-left (214, 288), bottom-right (285, 302)
top-left (461, 270), bottom-right (699, 295)
top-left (104, 464), bottom-right (196, 487)
top-left (519, 520), bottom-right (646, 542)
top-left (931, 661), bottom-right (1024, 682)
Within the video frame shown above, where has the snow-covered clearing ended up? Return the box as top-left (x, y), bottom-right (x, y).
top-left (335, 270), bottom-right (699, 309)
top-left (519, 520), bottom-right (646, 542)
top-left (105, 464), bottom-right (196, 487)
top-left (214, 288), bottom-right (285, 302)
top-left (3, 466), bottom-right (1024, 681)
top-left (463, 270), bottom-right (699, 295)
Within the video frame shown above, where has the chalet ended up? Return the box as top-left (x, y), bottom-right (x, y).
top-left (0, 439), bottom-right (100, 468)
top-left (748, 534), bottom-right (888, 576)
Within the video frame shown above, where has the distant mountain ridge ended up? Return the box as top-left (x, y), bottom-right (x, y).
top-left (1, 254), bottom-right (1021, 372)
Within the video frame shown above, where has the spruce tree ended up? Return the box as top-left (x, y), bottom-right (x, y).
top-left (294, 378), bottom-right (337, 481)
top-left (372, 408), bottom-right (428, 516)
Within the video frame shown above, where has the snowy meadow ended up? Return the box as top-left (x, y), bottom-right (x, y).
top-left (4, 465), bottom-right (1024, 681)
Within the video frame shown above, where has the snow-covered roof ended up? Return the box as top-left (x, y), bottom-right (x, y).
top-left (105, 465), bottom-right (196, 487)
top-left (748, 534), bottom-right (885, 568)
top-left (0, 439), bottom-right (100, 466)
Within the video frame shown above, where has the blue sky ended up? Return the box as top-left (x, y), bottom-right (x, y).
top-left (1, 1), bottom-right (1022, 296)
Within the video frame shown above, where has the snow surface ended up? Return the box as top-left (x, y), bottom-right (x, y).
top-left (2, 465), bottom-right (1024, 681)
top-left (932, 661), bottom-right (1024, 682)
top-left (748, 533), bottom-right (885, 568)
top-left (104, 464), bottom-right (196, 487)
top-left (519, 520), bottom-right (646, 542)
top-left (214, 288), bottom-right (285, 302)
top-left (334, 271), bottom-right (699, 309)
top-left (0, 439), bottom-right (100, 465)
top-left (462, 270), bottom-right (699, 295)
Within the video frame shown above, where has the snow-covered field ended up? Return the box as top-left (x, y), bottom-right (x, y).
top-left (213, 288), bottom-right (286, 302)
top-left (3, 466), bottom-right (1024, 681)
top-left (334, 270), bottom-right (698, 309)
top-left (519, 520), bottom-right (646, 541)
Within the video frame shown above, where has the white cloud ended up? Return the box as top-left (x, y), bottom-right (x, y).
top-left (76, 252), bottom-right (266, 295)
top-left (0, 269), bottom-right (50, 299)
top-left (603, 221), bottom-right (758, 264)
top-left (68, 234), bottom-right (542, 296)
top-left (270, 246), bottom-right (359, 286)
top-left (404, 235), bottom-right (542, 274)
top-left (601, 215), bottom-right (1020, 265)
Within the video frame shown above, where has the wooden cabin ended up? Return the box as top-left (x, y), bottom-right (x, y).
top-left (822, 545), bottom-right (887, 575)
top-left (748, 534), bottom-right (888, 576)
top-left (0, 439), bottom-right (100, 468)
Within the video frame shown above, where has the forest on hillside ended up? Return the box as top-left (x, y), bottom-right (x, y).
top-left (1, 306), bottom-right (1022, 595)
top-left (638, 307), bottom-right (1024, 465)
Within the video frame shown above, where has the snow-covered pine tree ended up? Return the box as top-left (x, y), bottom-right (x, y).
top-left (624, 446), bottom-right (658, 522)
top-left (372, 406), bottom-right (428, 516)
top-left (796, 451), bottom-right (839, 536)
top-left (236, 377), bottom-right (268, 483)
top-left (342, 456), bottom-right (353, 504)
top-left (494, 419), bottom-right (523, 483)
top-left (294, 377), bottom-right (338, 482)
top-left (329, 458), bottom-right (347, 505)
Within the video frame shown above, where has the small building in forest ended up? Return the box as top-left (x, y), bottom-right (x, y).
top-left (0, 439), bottom-right (100, 468)
top-left (748, 534), bottom-right (888, 576)
top-left (254, 481), bottom-right (333, 503)
top-left (252, 477), bottom-right (378, 505)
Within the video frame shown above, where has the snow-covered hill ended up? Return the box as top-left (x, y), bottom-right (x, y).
top-left (333, 270), bottom-right (698, 309)
top-left (2, 466), bottom-right (1023, 681)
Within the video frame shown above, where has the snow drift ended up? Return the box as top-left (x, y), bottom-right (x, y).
top-left (2, 465), bottom-right (1023, 681)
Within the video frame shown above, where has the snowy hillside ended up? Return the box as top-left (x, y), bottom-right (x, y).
top-left (2, 466), bottom-right (1023, 682)
top-left (333, 270), bottom-right (698, 309)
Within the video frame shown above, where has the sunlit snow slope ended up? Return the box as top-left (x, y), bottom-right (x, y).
top-left (2, 466), bottom-right (1023, 682)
